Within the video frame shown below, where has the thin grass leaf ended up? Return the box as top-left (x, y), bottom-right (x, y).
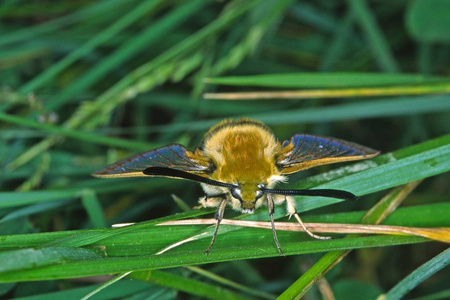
top-left (205, 73), bottom-right (437, 88)
top-left (13, 280), bottom-right (168, 300)
top-left (80, 271), bottom-right (132, 300)
top-left (0, 112), bottom-right (156, 151)
top-left (66, 0), bottom-right (261, 126)
top-left (19, 0), bottom-right (163, 94)
top-left (3, 1), bottom-right (261, 172)
top-left (383, 247), bottom-right (450, 300)
top-left (186, 266), bottom-right (275, 300)
top-left (0, 178), bottom-right (171, 208)
top-left (290, 3), bottom-right (338, 32)
top-left (278, 180), bottom-right (423, 299)
top-left (0, 0), bottom-right (126, 47)
top-left (0, 199), bottom-right (72, 224)
top-left (0, 189), bottom-right (81, 208)
top-left (143, 95), bottom-right (450, 133)
top-left (252, 95), bottom-right (450, 125)
top-left (81, 189), bottom-right (106, 229)
top-left (0, 247), bottom-right (101, 273)
top-left (159, 219), bottom-right (450, 243)
top-left (48, 0), bottom-right (207, 110)
top-left (411, 289), bottom-right (450, 300)
top-left (319, 10), bottom-right (354, 71)
top-left (204, 82), bottom-right (450, 99)
top-left (211, 0), bottom-right (294, 75)
top-left (16, 153), bottom-right (50, 192)
top-left (347, 0), bottom-right (399, 72)
top-left (131, 270), bottom-right (255, 300)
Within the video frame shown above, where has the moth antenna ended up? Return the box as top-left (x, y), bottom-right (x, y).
top-left (262, 188), bottom-right (357, 201)
top-left (204, 199), bottom-right (227, 255)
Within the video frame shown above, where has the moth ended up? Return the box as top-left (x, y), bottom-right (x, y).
top-left (93, 118), bottom-right (379, 255)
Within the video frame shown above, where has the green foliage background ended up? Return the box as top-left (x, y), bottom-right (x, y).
top-left (1, 0), bottom-right (449, 299)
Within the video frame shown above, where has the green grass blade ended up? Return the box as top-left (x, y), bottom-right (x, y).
top-left (0, 236), bottom-right (432, 282)
top-left (347, 0), bottom-right (399, 72)
top-left (0, 0), bottom-right (126, 47)
top-left (0, 190), bottom-right (81, 208)
top-left (131, 270), bottom-right (255, 300)
top-left (384, 247), bottom-right (450, 300)
top-left (0, 178), bottom-right (168, 208)
top-left (0, 247), bottom-right (101, 273)
top-left (186, 266), bottom-right (275, 299)
top-left (81, 189), bottom-right (106, 229)
top-left (251, 95), bottom-right (450, 125)
top-left (278, 181), bottom-right (423, 299)
top-left (150, 95), bottom-right (450, 132)
top-left (48, 0), bottom-right (209, 110)
top-left (19, 0), bottom-right (163, 94)
top-left (80, 271), bottom-right (132, 300)
top-left (206, 73), bottom-right (436, 88)
top-left (319, 10), bottom-right (353, 71)
top-left (66, 0), bottom-right (262, 129)
top-left (410, 289), bottom-right (450, 300)
top-left (0, 112), bottom-right (155, 151)
top-left (0, 200), bottom-right (72, 224)
top-left (14, 280), bottom-right (166, 300)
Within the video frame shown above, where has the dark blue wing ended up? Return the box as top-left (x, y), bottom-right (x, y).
top-left (92, 144), bottom-right (211, 178)
top-left (277, 134), bottom-right (379, 174)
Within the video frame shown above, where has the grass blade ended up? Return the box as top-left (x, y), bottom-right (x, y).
top-left (384, 247), bottom-right (450, 300)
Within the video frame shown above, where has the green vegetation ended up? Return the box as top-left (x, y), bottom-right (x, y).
top-left (1, 0), bottom-right (449, 299)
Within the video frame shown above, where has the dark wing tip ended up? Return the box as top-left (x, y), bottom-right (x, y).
top-left (91, 170), bottom-right (107, 178)
top-left (91, 166), bottom-right (110, 178)
top-left (354, 144), bottom-right (380, 158)
top-left (91, 169), bottom-right (115, 178)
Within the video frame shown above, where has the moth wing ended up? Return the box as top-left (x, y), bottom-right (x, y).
top-left (92, 144), bottom-right (211, 178)
top-left (276, 134), bottom-right (379, 174)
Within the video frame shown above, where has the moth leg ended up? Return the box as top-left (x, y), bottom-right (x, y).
top-left (204, 199), bottom-right (227, 255)
top-left (267, 194), bottom-right (284, 256)
top-left (198, 193), bottom-right (228, 209)
top-left (285, 196), bottom-right (331, 240)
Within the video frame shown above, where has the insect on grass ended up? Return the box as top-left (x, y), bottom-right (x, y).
top-left (93, 118), bottom-right (379, 255)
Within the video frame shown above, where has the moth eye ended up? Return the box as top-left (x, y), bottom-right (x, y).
top-left (230, 187), bottom-right (242, 201)
top-left (257, 184), bottom-right (266, 189)
top-left (255, 190), bottom-right (264, 200)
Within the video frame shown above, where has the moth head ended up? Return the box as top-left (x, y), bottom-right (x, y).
top-left (228, 183), bottom-right (266, 213)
